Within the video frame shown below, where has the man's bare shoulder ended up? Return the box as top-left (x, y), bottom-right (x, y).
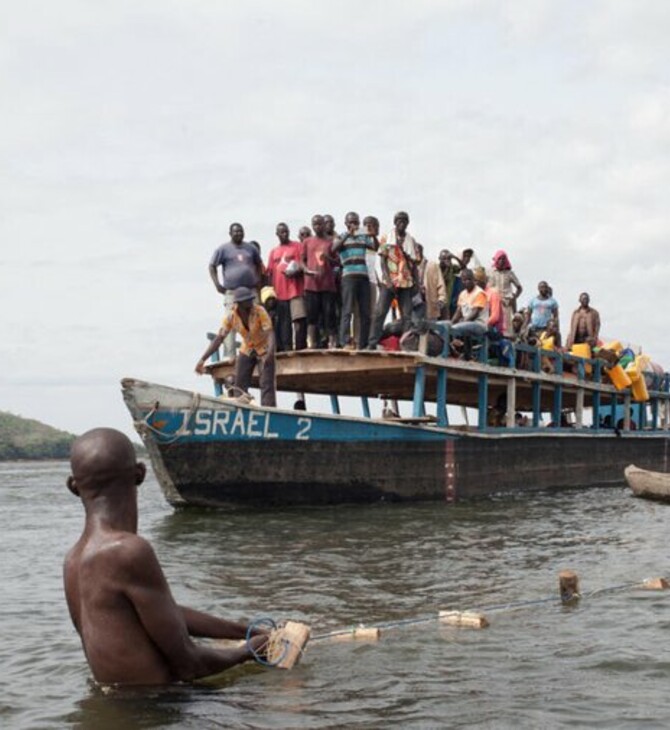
top-left (67, 530), bottom-right (159, 579)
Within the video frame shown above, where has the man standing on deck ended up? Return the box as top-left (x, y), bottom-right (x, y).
top-left (63, 427), bottom-right (268, 685)
top-left (265, 222), bottom-right (307, 352)
top-left (566, 292), bottom-right (601, 349)
top-left (196, 286), bottom-right (277, 406)
top-left (525, 281), bottom-right (560, 338)
top-left (368, 211), bottom-right (419, 349)
top-left (323, 214), bottom-right (337, 241)
top-left (332, 211), bottom-right (378, 349)
top-left (302, 215), bottom-right (339, 349)
top-left (438, 249), bottom-right (464, 320)
top-left (209, 223), bottom-right (263, 359)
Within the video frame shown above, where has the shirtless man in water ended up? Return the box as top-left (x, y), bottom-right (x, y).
top-left (63, 427), bottom-right (267, 685)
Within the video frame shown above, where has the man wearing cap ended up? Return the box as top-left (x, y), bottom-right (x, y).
top-left (196, 287), bottom-right (276, 407)
top-left (208, 223), bottom-right (263, 359)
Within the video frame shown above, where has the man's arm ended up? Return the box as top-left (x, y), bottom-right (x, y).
top-left (179, 606), bottom-right (264, 639)
top-left (259, 328), bottom-right (276, 360)
top-left (253, 248), bottom-right (264, 286)
top-left (451, 306), bottom-right (463, 324)
top-left (524, 303), bottom-right (532, 327)
top-left (593, 310), bottom-right (600, 340)
top-left (435, 265), bottom-right (448, 306)
top-left (463, 306), bottom-right (483, 323)
top-left (195, 328), bottom-right (229, 373)
top-left (121, 535), bottom-right (265, 682)
top-left (209, 264), bottom-right (225, 294)
top-left (379, 255), bottom-right (393, 289)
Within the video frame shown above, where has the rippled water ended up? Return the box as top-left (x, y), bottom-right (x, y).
top-left (1, 460), bottom-right (669, 728)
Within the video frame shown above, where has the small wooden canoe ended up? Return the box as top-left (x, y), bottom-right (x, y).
top-left (625, 464), bottom-right (670, 503)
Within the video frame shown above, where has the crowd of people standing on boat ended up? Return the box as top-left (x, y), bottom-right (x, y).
top-left (196, 210), bottom-right (603, 400)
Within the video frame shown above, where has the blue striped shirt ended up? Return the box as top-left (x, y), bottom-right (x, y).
top-left (336, 233), bottom-right (376, 279)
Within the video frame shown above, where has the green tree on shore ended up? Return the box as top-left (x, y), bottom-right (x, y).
top-left (0, 411), bottom-right (76, 460)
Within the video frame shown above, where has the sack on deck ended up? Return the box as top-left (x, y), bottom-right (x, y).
top-left (399, 328), bottom-right (445, 357)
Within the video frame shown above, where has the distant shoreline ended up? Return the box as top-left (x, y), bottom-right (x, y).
top-left (0, 410), bottom-right (144, 461)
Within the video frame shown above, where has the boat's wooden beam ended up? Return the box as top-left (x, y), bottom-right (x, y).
top-left (204, 350), bottom-right (669, 414)
top-left (505, 377), bottom-right (516, 429)
top-left (575, 388), bottom-right (585, 428)
top-left (478, 374), bottom-right (488, 431)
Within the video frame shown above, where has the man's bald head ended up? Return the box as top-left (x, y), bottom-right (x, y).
top-left (68, 428), bottom-right (145, 496)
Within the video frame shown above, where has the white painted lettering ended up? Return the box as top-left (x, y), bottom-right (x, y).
top-left (247, 411), bottom-right (263, 437)
top-left (230, 408), bottom-right (246, 436)
top-left (212, 409), bottom-right (231, 436)
top-left (263, 413), bottom-right (279, 439)
top-left (193, 409), bottom-right (212, 436)
top-left (296, 417), bottom-right (312, 440)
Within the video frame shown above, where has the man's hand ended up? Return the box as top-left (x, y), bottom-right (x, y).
top-left (247, 633), bottom-right (269, 660)
top-left (195, 359), bottom-right (206, 375)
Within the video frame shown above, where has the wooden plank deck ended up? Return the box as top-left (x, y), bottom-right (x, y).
top-left (206, 349), bottom-right (623, 411)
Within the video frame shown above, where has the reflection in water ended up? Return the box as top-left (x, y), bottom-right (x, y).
top-left (67, 685), bottom-right (189, 730)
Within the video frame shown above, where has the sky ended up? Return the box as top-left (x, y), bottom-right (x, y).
top-left (2, 0), bottom-right (669, 438)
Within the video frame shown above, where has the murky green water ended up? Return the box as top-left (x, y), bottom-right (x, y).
top-left (1, 461), bottom-right (669, 728)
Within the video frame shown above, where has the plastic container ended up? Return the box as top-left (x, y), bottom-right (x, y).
top-left (571, 342), bottom-right (592, 374)
top-left (539, 334), bottom-right (555, 351)
top-left (619, 347), bottom-right (635, 369)
top-left (630, 374), bottom-right (649, 402)
top-left (603, 340), bottom-right (623, 356)
top-left (626, 360), bottom-right (650, 402)
top-left (605, 363), bottom-right (632, 390)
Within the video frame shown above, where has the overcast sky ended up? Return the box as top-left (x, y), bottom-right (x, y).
top-left (2, 0), bottom-right (669, 438)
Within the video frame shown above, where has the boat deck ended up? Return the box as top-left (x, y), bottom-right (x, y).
top-left (206, 349), bottom-right (620, 411)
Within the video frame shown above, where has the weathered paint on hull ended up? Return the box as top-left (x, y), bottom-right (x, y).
top-left (122, 379), bottom-right (670, 509)
top-left (152, 432), bottom-right (670, 507)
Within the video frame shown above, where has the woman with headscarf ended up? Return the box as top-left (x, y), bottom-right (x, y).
top-left (488, 249), bottom-right (522, 335)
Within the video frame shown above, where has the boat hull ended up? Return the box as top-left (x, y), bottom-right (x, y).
top-left (624, 464), bottom-right (670, 503)
top-left (122, 379), bottom-right (670, 508)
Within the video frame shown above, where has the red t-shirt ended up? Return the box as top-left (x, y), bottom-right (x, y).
top-left (302, 236), bottom-right (337, 293)
top-left (266, 241), bottom-right (304, 301)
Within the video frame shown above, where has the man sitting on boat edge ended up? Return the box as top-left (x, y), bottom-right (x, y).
top-left (196, 286), bottom-right (277, 407)
top-left (63, 428), bottom-right (268, 686)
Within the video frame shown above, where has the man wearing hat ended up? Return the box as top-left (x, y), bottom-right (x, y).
top-left (195, 286), bottom-right (276, 407)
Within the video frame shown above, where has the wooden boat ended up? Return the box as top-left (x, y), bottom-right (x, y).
top-left (122, 336), bottom-right (670, 509)
top-left (624, 464), bottom-right (670, 503)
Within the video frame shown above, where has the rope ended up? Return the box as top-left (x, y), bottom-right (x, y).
top-left (245, 617), bottom-right (290, 668)
top-left (311, 577), bottom-right (663, 641)
top-left (134, 392), bottom-right (201, 444)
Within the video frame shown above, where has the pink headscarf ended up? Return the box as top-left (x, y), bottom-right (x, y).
top-left (492, 249), bottom-right (512, 271)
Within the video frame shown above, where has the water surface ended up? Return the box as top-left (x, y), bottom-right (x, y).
top-left (1, 461), bottom-right (668, 728)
